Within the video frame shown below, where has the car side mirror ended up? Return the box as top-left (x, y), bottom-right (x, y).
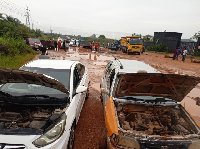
top-left (100, 88), bottom-right (109, 95)
top-left (76, 85), bottom-right (87, 94)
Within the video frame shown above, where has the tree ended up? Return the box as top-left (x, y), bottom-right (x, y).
top-left (192, 31), bottom-right (200, 40)
top-left (98, 35), bottom-right (106, 39)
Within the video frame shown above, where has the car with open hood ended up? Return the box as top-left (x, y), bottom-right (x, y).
top-left (100, 58), bottom-right (200, 149)
top-left (0, 59), bottom-right (89, 149)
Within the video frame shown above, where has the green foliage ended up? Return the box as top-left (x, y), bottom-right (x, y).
top-left (0, 54), bottom-right (36, 69)
top-left (192, 31), bottom-right (200, 40)
top-left (146, 44), bottom-right (169, 52)
top-left (193, 49), bottom-right (200, 56)
top-left (0, 15), bottom-right (45, 39)
top-left (0, 36), bottom-right (34, 57)
top-left (98, 35), bottom-right (106, 39)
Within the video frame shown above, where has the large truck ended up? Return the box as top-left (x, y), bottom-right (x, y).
top-left (121, 36), bottom-right (143, 55)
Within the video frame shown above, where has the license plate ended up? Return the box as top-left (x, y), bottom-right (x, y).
top-left (35, 46), bottom-right (38, 48)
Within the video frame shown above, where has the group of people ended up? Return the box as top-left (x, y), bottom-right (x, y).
top-left (54, 40), bottom-right (67, 52)
top-left (90, 42), bottom-right (99, 52)
top-left (173, 47), bottom-right (187, 61)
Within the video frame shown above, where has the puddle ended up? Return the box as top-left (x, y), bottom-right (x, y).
top-left (91, 83), bottom-right (100, 92)
top-left (93, 62), bottom-right (108, 66)
top-left (64, 52), bottom-right (113, 62)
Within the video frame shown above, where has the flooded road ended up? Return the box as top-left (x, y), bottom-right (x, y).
top-left (45, 47), bottom-right (200, 149)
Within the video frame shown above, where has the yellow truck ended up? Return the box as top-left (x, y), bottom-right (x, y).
top-left (121, 36), bottom-right (143, 55)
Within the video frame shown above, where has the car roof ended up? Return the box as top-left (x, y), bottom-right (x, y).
top-left (22, 60), bottom-right (76, 69)
top-left (117, 59), bottom-right (160, 73)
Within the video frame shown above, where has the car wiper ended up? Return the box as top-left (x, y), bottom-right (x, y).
top-left (118, 96), bottom-right (144, 102)
top-left (19, 95), bottom-right (53, 98)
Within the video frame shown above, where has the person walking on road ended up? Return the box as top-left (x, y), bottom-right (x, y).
top-left (57, 40), bottom-right (61, 51)
top-left (63, 40), bottom-right (66, 52)
top-left (95, 42), bottom-right (98, 52)
top-left (54, 40), bottom-right (58, 51)
top-left (182, 47), bottom-right (187, 61)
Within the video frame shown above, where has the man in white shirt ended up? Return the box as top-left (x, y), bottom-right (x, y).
top-left (182, 47), bottom-right (187, 61)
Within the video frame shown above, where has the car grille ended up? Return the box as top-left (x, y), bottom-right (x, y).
top-left (0, 144), bottom-right (26, 149)
top-left (138, 140), bottom-right (191, 149)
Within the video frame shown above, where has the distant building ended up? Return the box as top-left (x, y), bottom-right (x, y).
top-left (154, 32), bottom-right (182, 52)
top-left (180, 39), bottom-right (196, 54)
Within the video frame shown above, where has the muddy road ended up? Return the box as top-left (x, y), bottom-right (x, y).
top-left (44, 47), bottom-right (200, 148)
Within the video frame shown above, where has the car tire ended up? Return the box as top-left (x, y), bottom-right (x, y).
top-left (67, 122), bottom-right (76, 149)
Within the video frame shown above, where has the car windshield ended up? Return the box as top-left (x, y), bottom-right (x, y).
top-left (129, 38), bottom-right (143, 45)
top-left (28, 38), bottom-right (40, 43)
top-left (0, 67), bottom-right (70, 98)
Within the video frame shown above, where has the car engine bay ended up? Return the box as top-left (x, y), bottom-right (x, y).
top-left (0, 103), bottom-right (66, 134)
top-left (116, 102), bottom-right (199, 138)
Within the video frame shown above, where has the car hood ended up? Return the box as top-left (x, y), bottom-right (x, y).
top-left (0, 68), bottom-right (69, 94)
top-left (115, 73), bottom-right (200, 102)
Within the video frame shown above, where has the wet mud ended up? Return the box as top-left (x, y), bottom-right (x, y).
top-left (43, 47), bottom-right (200, 148)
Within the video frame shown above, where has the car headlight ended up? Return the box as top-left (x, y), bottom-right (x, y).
top-left (110, 133), bottom-right (140, 149)
top-left (33, 114), bottom-right (66, 148)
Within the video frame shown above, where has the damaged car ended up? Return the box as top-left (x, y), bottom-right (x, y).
top-left (101, 58), bottom-right (200, 149)
top-left (0, 59), bottom-right (89, 149)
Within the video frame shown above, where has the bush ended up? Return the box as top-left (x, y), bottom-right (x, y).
top-left (0, 36), bottom-right (34, 57)
top-left (146, 44), bottom-right (169, 52)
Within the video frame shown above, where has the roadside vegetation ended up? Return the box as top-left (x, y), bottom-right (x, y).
top-left (0, 14), bottom-right (45, 68)
top-left (146, 44), bottom-right (169, 53)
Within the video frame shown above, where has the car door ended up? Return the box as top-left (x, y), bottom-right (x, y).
top-left (71, 65), bottom-right (82, 122)
top-left (72, 63), bottom-right (88, 122)
top-left (77, 63), bottom-right (88, 109)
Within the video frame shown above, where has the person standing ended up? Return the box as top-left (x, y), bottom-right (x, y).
top-left (182, 47), bottom-right (187, 61)
top-left (173, 48), bottom-right (177, 60)
top-left (90, 42), bottom-right (93, 51)
top-left (63, 40), bottom-right (66, 52)
top-left (176, 47), bottom-right (181, 60)
top-left (57, 40), bottom-right (61, 51)
top-left (54, 40), bottom-right (58, 51)
top-left (95, 42), bottom-right (98, 52)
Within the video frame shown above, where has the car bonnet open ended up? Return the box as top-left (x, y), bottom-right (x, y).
top-left (115, 73), bottom-right (200, 102)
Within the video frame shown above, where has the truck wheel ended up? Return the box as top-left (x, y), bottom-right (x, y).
top-left (138, 52), bottom-right (140, 55)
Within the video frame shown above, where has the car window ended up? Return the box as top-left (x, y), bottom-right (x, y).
top-left (107, 69), bottom-right (115, 90)
top-left (77, 63), bottom-right (85, 79)
top-left (20, 66), bottom-right (71, 90)
top-left (73, 66), bottom-right (81, 90)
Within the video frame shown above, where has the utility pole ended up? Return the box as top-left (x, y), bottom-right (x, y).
top-left (25, 6), bottom-right (30, 27)
top-left (50, 26), bottom-right (53, 37)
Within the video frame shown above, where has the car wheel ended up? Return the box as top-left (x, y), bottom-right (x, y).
top-left (67, 122), bottom-right (75, 149)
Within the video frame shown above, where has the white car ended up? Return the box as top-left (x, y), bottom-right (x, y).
top-left (0, 59), bottom-right (89, 149)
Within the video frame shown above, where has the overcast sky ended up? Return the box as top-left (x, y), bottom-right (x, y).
top-left (1, 0), bottom-right (200, 39)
